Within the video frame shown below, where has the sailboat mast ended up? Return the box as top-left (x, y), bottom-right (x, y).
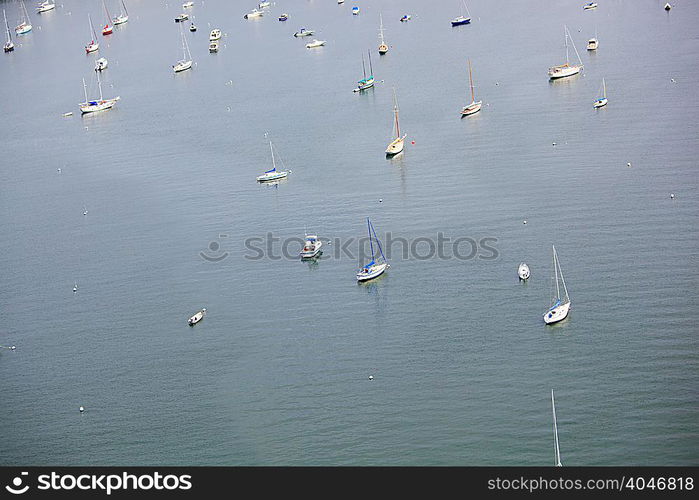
top-left (564, 25), bottom-right (569, 64)
top-left (371, 220), bottom-right (387, 262)
top-left (602, 78), bottom-right (606, 98)
top-left (379, 13), bottom-right (384, 44)
top-left (553, 245), bottom-right (560, 300)
top-left (392, 88), bottom-right (400, 139)
top-left (368, 50), bottom-right (373, 76)
top-left (367, 218), bottom-right (375, 260)
top-left (269, 141), bottom-right (276, 170)
top-left (97, 71), bottom-right (103, 100)
top-left (83, 77), bottom-right (88, 103)
top-left (361, 53), bottom-right (366, 79)
top-left (122, 0), bottom-right (128, 16)
top-left (468, 59), bottom-right (475, 102)
top-left (552, 390), bottom-right (562, 467)
top-left (558, 252), bottom-right (570, 302)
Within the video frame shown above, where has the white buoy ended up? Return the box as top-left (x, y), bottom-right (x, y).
top-left (671, 78), bottom-right (676, 83)
top-left (57, 168), bottom-right (62, 173)
top-left (368, 375), bottom-right (374, 380)
top-left (379, 199), bottom-right (383, 203)
top-left (670, 193), bottom-right (675, 199)
top-left (552, 142), bottom-right (556, 146)
top-left (10, 346), bottom-right (16, 350)
top-left (79, 406), bottom-right (84, 412)
top-left (523, 220), bottom-right (527, 224)
top-left (627, 162), bottom-right (631, 167)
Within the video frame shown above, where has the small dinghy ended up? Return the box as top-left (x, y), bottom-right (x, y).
top-left (188, 308), bottom-right (206, 326)
top-left (518, 262), bottom-right (530, 280)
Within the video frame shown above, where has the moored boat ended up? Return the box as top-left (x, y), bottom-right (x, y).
top-left (188, 308), bottom-right (206, 326)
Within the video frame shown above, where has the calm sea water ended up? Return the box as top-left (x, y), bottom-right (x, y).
top-left (1, 0), bottom-right (697, 466)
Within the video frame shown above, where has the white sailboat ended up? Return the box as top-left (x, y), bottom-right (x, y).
top-left (594, 78), bottom-right (607, 108)
top-left (461, 58), bottom-right (482, 116)
top-left (385, 88), bottom-right (406, 156)
top-left (85, 14), bottom-right (99, 53)
top-left (543, 245), bottom-right (570, 324)
top-left (451, 0), bottom-right (472, 26)
top-left (244, 8), bottom-right (263, 19)
top-left (551, 390), bottom-right (563, 467)
top-left (173, 23), bottom-right (193, 73)
top-left (113, 0), bottom-right (128, 25)
top-left (300, 233), bottom-right (323, 259)
top-left (36, 1), bottom-right (56, 13)
top-left (15, 1), bottom-right (32, 35)
top-left (256, 140), bottom-right (289, 182)
top-left (79, 72), bottom-right (120, 114)
top-left (357, 218), bottom-right (389, 282)
top-left (378, 14), bottom-right (388, 54)
top-left (305, 39), bottom-right (326, 48)
top-left (3, 9), bottom-right (14, 52)
top-left (548, 25), bottom-right (583, 80)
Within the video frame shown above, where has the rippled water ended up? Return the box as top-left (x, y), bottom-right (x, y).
top-left (1, 0), bottom-right (697, 465)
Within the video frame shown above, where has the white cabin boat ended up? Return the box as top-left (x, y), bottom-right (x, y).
top-left (95, 57), bottom-right (108, 71)
top-left (306, 39), bottom-right (325, 48)
top-left (244, 9), bottom-right (263, 19)
top-left (183, 2), bottom-right (194, 8)
top-left (209, 40), bottom-right (219, 52)
top-left (518, 262), bottom-right (530, 280)
top-left (300, 234), bottom-right (323, 259)
top-left (174, 13), bottom-right (189, 22)
top-left (583, 2), bottom-right (597, 10)
top-left (209, 28), bottom-right (221, 40)
top-left (36, 1), bottom-right (55, 13)
top-left (294, 28), bottom-right (314, 37)
top-left (586, 37), bottom-right (598, 50)
top-left (188, 308), bottom-right (206, 326)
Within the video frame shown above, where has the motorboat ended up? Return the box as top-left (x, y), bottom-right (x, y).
top-left (306, 39), bottom-right (326, 48)
top-left (300, 234), bottom-right (323, 259)
top-left (95, 57), bottom-right (108, 71)
top-left (294, 28), bottom-right (314, 37)
top-left (209, 40), bottom-right (219, 52)
top-left (174, 13), bottom-right (189, 22)
top-left (244, 9), bottom-right (263, 19)
top-left (188, 308), bottom-right (206, 326)
top-left (36, 1), bottom-right (55, 13)
top-left (209, 28), bottom-right (221, 40)
top-left (518, 263), bottom-right (530, 280)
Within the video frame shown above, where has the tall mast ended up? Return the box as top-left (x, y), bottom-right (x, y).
top-left (122, 0), bottom-right (128, 16)
top-left (392, 88), bottom-right (400, 139)
top-left (367, 218), bottom-right (374, 260)
top-left (83, 77), bottom-right (88, 102)
top-left (602, 78), bottom-right (606, 98)
top-left (361, 53), bottom-right (366, 79)
top-left (379, 13), bottom-right (385, 44)
top-left (553, 245), bottom-right (560, 301)
top-left (468, 59), bottom-right (475, 102)
top-left (552, 390), bottom-right (562, 467)
top-left (372, 220), bottom-right (386, 262)
top-left (564, 25), bottom-right (569, 64)
top-left (4, 9), bottom-right (10, 43)
top-left (103, 0), bottom-right (112, 25)
top-left (97, 71), bottom-right (103, 100)
top-left (558, 249), bottom-right (569, 302)
top-left (368, 49), bottom-right (373, 76)
top-left (269, 141), bottom-right (276, 170)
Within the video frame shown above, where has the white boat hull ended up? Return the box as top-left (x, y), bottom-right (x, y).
top-left (257, 171), bottom-right (288, 182)
top-left (173, 60), bottom-right (193, 72)
top-left (461, 100), bottom-right (482, 116)
top-left (113, 15), bottom-right (128, 25)
top-left (79, 96), bottom-right (120, 114)
top-left (544, 301), bottom-right (570, 324)
top-left (594, 97), bottom-right (608, 108)
top-left (385, 135), bottom-right (405, 156)
top-left (188, 308), bottom-right (206, 326)
top-left (300, 240), bottom-right (323, 259)
top-left (357, 262), bottom-right (388, 282)
top-left (518, 263), bottom-right (530, 280)
top-left (95, 58), bottom-right (108, 71)
top-left (306, 40), bottom-right (325, 48)
top-left (548, 64), bottom-right (582, 79)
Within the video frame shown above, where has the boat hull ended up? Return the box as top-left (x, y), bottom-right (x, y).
top-left (79, 96), bottom-right (120, 114)
top-left (593, 98), bottom-right (608, 108)
top-left (257, 172), bottom-right (288, 182)
top-left (113, 16), bottom-right (128, 25)
top-left (85, 43), bottom-right (99, 53)
top-left (461, 100), bottom-right (482, 116)
top-left (300, 241), bottom-right (323, 259)
top-left (15, 24), bottom-right (32, 35)
top-left (385, 136), bottom-right (405, 156)
top-left (518, 264), bottom-right (530, 280)
top-left (548, 64), bottom-right (582, 79)
top-left (4, 42), bottom-right (14, 52)
top-left (378, 44), bottom-right (388, 54)
top-left (357, 262), bottom-right (388, 282)
top-left (451, 17), bottom-right (471, 26)
top-left (544, 302), bottom-right (570, 324)
top-left (188, 309), bottom-right (206, 326)
top-left (173, 60), bottom-right (193, 72)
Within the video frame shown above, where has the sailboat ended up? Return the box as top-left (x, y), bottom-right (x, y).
top-left (548, 25), bottom-right (583, 80)
top-left (518, 262), bottom-right (530, 280)
top-left (551, 390), bottom-right (563, 467)
top-left (593, 78), bottom-right (607, 108)
top-left (378, 14), bottom-right (388, 54)
top-left (36, 1), bottom-right (56, 13)
top-left (113, 0), bottom-right (128, 25)
top-left (451, 0), bottom-right (472, 26)
top-left (357, 218), bottom-right (389, 282)
top-left (15, 1), bottom-right (32, 35)
top-left (461, 59), bottom-right (482, 116)
top-left (102, 0), bottom-right (113, 35)
top-left (256, 140), bottom-right (289, 182)
top-left (79, 72), bottom-right (120, 114)
top-left (173, 23), bottom-right (193, 72)
top-left (354, 50), bottom-right (374, 92)
top-left (3, 10), bottom-right (14, 52)
top-left (85, 14), bottom-right (99, 53)
top-left (385, 88), bottom-right (406, 156)
top-left (543, 245), bottom-right (570, 324)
